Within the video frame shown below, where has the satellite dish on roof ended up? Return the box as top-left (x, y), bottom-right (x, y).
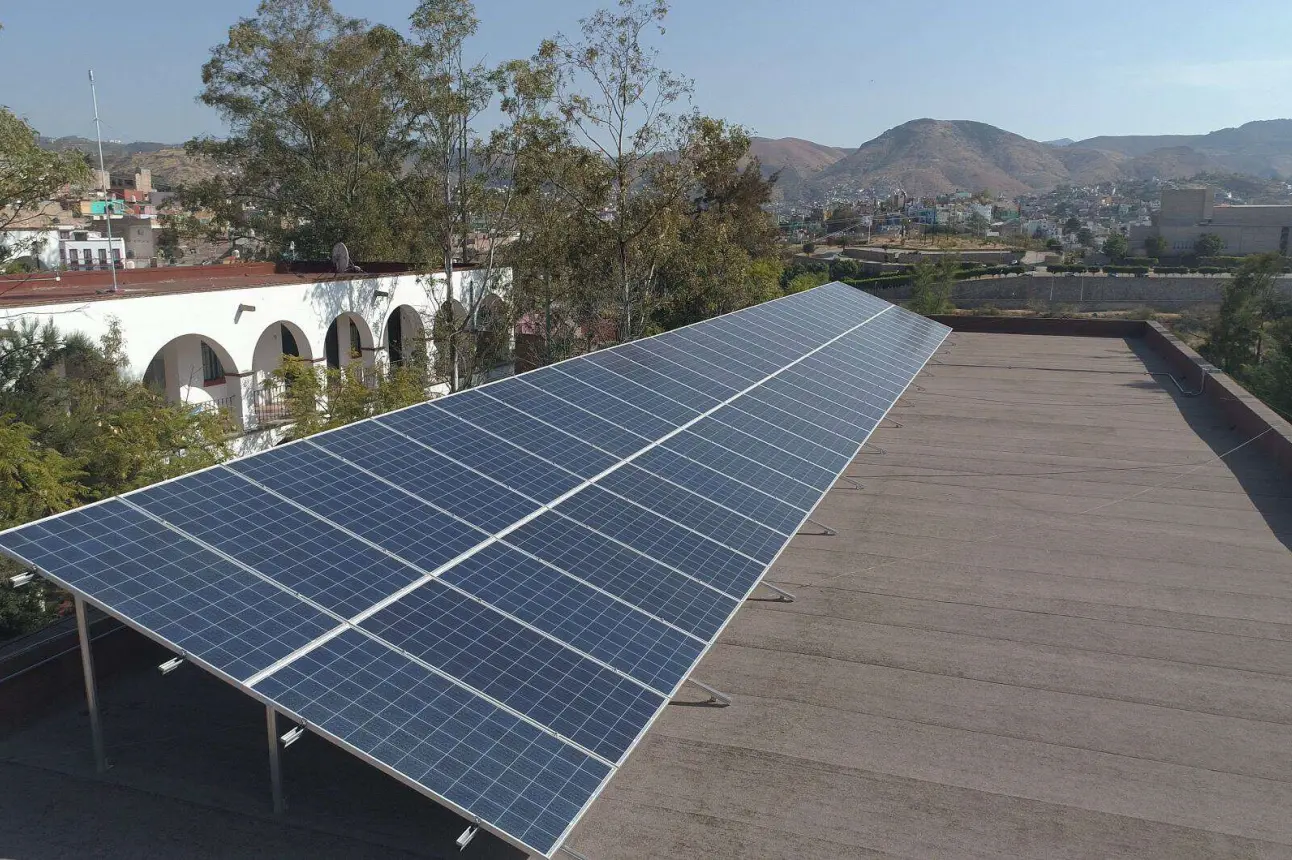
top-left (331, 242), bottom-right (363, 274)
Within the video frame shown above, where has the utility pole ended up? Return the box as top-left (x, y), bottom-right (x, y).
top-left (89, 70), bottom-right (120, 294)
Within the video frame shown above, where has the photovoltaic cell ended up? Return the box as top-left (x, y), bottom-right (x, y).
top-left (226, 443), bottom-right (486, 573)
top-left (515, 369), bottom-right (679, 440)
top-left (130, 468), bottom-right (423, 618)
top-left (254, 629), bottom-right (609, 855)
top-left (0, 282), bottom-right (950, 858)
top-left (378, 404), bottom-right (583, 503)
top-left (631, 445), bottom-right (809, 534)
top-left (585, 347), bottom-right (729, 410)
top-left (0, 500), bottom-right (334, 681)
top-left (441, 542), bottom-right (703, 692)
top-left (553, 485), bottom-right (765, 597)
top-left (553, 361), bottom-right (700, 427)
top-left (597, 465), bottom-right (790, 560)
top-left (311, 422), bottom-right (536, 534)
top-left (478, 382), bottom-right (650, 458)
top-left (503, 513), bottom-right (738, 640)
top-left (429, 389), bottom-right (619, 479)
top-left (359, 580), bottom-right (663, 762)
top-left (661, 429), bottom-right (826, 512)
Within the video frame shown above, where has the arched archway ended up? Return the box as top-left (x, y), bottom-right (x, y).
top-left (324, 312), bottom-right (375, 371)
top-left (142, 333), bottom-right (242, 423)
top-left (384, 305), bottom-right (427, 368)
top-left (432, 298), bottom-right (469, 386)
top-left (473, 293), bottom-right (512, 380)
top-left (251, 321), bottom-right (314, 428)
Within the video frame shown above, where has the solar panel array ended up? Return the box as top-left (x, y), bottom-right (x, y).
top-left (0, 282), bottom-right (949, 857)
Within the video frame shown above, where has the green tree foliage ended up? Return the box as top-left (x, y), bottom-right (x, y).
top-left (1144, 234), bottom-right (1169, 258)
top-left (543, 0), bottom-right (693, 343)
top-left (1076, 227), bottom-right (1095, 248)
top-left (785, 269), bottom-right (829, 294)
top-left (966, 212), bottom-right (990, 237)
top-left (0, 108), bottom-right (90, 265)
top-left (186, 0), bottom-right (414, 261)
top-left (1063, 216), bottom-right (1081, 235)
top-left (1247, 318), bottom-right (1292, 417)
top-left (1102, 232), bottom-right (1129, 262)
top-left (270, 355), bottom-right (434, 443)
top-left (654, 117), bottom-right (781, 330)
top-left (1194, 232), bottom-right (1225, 258)
top-left (906, 257), bottom-right (959, 316)
top-left (1205, 253), bottom-right (1286, 374)
top-left (0, 321), bottom-right (230, 637)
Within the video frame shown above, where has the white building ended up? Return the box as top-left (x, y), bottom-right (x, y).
top-left (0, 263), bottom-right (507, 452)
top-left (58, 229), bottom-right (127, 270)
top-left (0, 228), bottom-right (61, 269)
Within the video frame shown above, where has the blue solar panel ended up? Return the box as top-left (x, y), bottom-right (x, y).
top-left (597, 465), bottom-right (789, 560)
top-left (429, 389), bottom-right (619, 479)
top-left (660, 429), bottom-right (826, 511)
top-left (0, 283), bottom-right (950, 858)
top-left (503, 513), bottom-right (738, 640)
top-left (478, 381), bottom-right (650, 458)
top-left (553, 485), bottom-right (766, 597)
top-left (0, 500), bottom-right (335, 680)
top-left (585, 347), bottom-right (730, 409)
top-left (631, 445), bottom-right (809, 535)
top-left (553, 360), bottom-right (700, 427)
top-left (358, 580), bottom-right (663, 762)
top-left (226, 443), bottom-right (487, 572)
top-left (254, 629), bottom-right (609, 856)
top-left (440, 542), bottom-right (704, 693)
top-left (708, 405), bottom-right (854, 475)
top-left (634, 334), bottom-right (764, 391)
top-left (130, 468), bottom-right (423, 617)
top-left (516, 368), bottom-right (680, 440)
top-left (311, 422), bottom-right (537, 534)
top-left (378, 404), bottom-right (583, 503)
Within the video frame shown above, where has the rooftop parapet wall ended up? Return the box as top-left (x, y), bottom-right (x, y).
top-left (930, 314), bottom-right (1292, 478)
top-left (872, 273), bottom-right (1292, 311)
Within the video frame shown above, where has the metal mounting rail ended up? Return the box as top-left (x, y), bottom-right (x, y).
top-left (797, 517), bottom-right (837, 537)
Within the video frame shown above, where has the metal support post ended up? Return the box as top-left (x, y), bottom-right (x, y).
top-left (798, 517), bottom-right (837, 537)
top-left (752, 582), bottom-right (796, 602)
top-left (836, 476), bottom-right (864, 490)
top-left (683, 678), bottom-right (731, 707)
top-left (560, 847), bottom-right (594, 860)
top-left (267, 705), bottom-right (285, 815)
top-left (74, 596), bottom-right (108, 773)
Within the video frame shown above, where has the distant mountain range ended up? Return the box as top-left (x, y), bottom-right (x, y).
top-left (40, 118), bottom-right (1292, 200)
top-left (751, 119), bottom-right (1292, 199)
top-left (37, 136), bottom-right (217, 190)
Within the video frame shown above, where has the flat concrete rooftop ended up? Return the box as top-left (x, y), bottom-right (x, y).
top-left (566, 331), bottom-right (1292, 859)
top-left (2, 331), bottom-right (1290, 858)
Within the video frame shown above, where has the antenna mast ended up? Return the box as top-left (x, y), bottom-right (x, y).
top-left (88, 70), bottom-right (120, 295)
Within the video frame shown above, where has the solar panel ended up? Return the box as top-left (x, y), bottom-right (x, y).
top-left (0, 282), bottom-right (949, 858)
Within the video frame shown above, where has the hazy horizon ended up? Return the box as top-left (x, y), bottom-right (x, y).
top-left (4, 0), bottom-right (1291, 146)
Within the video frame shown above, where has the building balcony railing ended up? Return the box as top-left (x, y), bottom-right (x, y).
top-left (250, 382), bottom-right (293, 430)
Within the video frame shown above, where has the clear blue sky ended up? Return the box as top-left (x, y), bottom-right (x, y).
top-left (3, 0), bottom-right (1290, 145)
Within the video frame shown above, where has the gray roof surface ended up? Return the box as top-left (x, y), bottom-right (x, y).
top-left (565, 331), bottom-right (1292, 859)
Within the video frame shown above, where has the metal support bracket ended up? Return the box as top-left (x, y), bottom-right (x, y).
top-left (560, 847), bottom-right (594, 860)
top-left (836, 476), bottom-right (864, 490)
top-left (75, 596), bottom-right (108, 773)
top-left (267, 705), bottom-right (285, 815)
top-left (798, 517), bottom-right (837, 537)
top-left (883, 419), bottom-right (904, 429)
top-left (751, 581), bottom-right (796, 602)
top-left (678, 677), bottom-right (731, 707)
